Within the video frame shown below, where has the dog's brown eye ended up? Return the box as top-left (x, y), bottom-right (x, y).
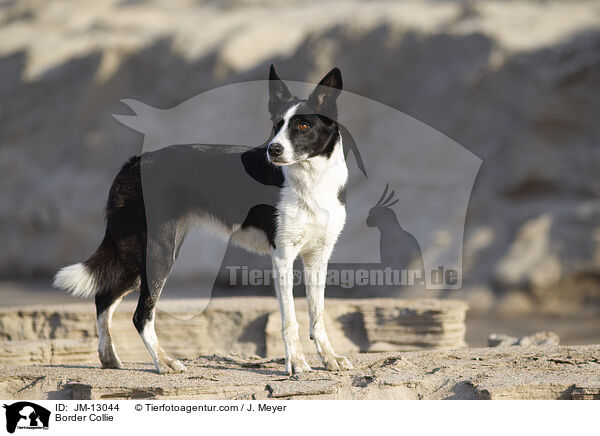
top-left (298, 122), bottom-right (309, 131)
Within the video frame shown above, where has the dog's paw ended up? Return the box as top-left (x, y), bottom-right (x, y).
top-left (169, 359), bottom-right (188, 373)
top-left (335, 355), bottom-right (353, 370)
top-left (99, 352), bottom-right (123, 369)
top-left (323, 354), bottom-right (353, 371)
top-left (100, 358), bottom-right (123, 369)
top-left (156, 359), bottom-right (187, 374)
top-left (286, 354), bottom-right (312, 376)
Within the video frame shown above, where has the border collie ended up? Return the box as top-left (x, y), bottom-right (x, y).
top-left (53, 65), bottom-right (353, 375)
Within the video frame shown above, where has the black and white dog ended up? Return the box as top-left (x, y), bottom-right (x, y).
top-left (53, 65), bottom-right (352, 375)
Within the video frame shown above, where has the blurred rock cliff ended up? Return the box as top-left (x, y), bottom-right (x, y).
top-left (1, 0), bottom-right (599, 311)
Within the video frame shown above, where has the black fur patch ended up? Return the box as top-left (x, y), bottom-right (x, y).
top-left (241, 204), bottom-right (278, 248)
top-left (337, 183), bottom-right (347, 205)
top-left (241, 146), bottom-right (284, 187)
top-left (286, 107), bottom-right (339, 160)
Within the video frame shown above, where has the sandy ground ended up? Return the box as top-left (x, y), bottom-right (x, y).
top-left (1, 346), bottom-right (599, 400)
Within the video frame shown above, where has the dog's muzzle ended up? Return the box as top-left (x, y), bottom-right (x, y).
top-left (268, 142), bottom-right (283, 158)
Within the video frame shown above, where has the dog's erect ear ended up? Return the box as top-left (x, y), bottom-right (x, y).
top-left (308, 67), bottom-right (342, 119)
top-left (268, 64), bottom-right (292, 117)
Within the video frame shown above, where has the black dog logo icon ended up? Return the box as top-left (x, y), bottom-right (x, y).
top-left (3, 402), bottom-right (50, 433)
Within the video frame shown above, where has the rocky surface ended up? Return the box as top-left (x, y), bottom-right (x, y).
top-left (1, 346), bottom-right (599, 400)
top-left (0, 298), bottom-right (467, 364)
top-left (0, 0), bottom-right (599, 309)
top-left (488, 331), bottom-right (560, 348)
top-left (0, 338), bottom-right (97, 366)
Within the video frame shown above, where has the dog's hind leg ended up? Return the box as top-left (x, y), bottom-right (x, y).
top-left (133, 228), bottom-right (187, 374)
top-left (134, 276), bottom-right (186, 374)
top-left (302, 248), bottom-right (353, 371)
top-left (93, 234), bottom-right (142, 369)
top-left (95, 282), bottom-right (138, 369)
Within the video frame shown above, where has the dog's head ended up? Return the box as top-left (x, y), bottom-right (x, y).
top-left (267, 65), bottom-right (343, 166)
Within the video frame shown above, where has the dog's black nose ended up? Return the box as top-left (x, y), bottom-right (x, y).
top-left (268, 143), bottom-right (283, 157)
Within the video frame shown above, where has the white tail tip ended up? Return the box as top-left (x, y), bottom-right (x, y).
top-left (53, 263), bottom-right (98, 298)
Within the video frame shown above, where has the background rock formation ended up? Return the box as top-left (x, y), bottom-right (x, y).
top-left (0, 0), bottom-right (599, 311)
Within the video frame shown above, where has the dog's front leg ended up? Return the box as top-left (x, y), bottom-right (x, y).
top-left (272, 251), bottom-right (311, 375)
top-left (302, 249), bottom-right (353, 371)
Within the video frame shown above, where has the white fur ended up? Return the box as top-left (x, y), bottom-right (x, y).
top-left (139, 311), bottom-right (186, 373)
top-left (186, 212), bottom-right (271, 254)
top-left (230, 225), bottom-right (271, 254)
top-left (188, 212), bottom-right (235, 239)
top-left (272, 133), bottom-right (349, 374)
top-left (53, 263), bottom-right (98, 297)
top-left (278, 133), bottom-right (348, 255)
top-left (269, 103), bottom-right (300, 164)
top-left (97, 296), bottom-right (123, 366)
top-left (140, 312), bottom-right (161, 365)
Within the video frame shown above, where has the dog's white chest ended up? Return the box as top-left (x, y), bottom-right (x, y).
top-left (280, 190), bottom-right (345, 248)
top-left (276, 145), bottom-right (347, 254)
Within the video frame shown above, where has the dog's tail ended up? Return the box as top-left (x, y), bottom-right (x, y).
top-left (53, 230), bottom-right (121, 298)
